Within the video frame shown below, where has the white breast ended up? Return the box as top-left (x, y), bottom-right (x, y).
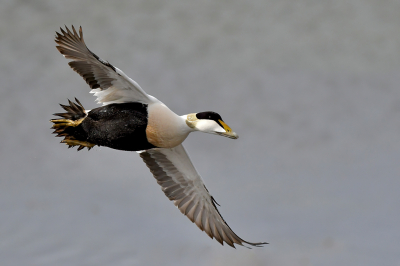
top-left (146, 103), bottom-right (191, 148)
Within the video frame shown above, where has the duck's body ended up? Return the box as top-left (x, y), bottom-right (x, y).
top-left (59, 102), bottom-right (157, 151)
top-left (56, 100), bottom-right (192, 151)
top-left (51, 26), bottom-right (266, 248)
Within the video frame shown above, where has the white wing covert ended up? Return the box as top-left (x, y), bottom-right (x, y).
top-left (139, 144), bottom-right (267, 248)
top-left (55, 26), bottom-right (156, 105)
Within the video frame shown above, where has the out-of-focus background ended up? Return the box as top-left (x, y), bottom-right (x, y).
top-left (1, 0), bottom-right (399, 265)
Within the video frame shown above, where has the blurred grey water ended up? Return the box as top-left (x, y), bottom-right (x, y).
top-left (1, 0), bottom-right (399, 265)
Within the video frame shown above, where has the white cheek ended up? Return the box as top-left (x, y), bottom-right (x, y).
top-left (196, 120), bottom-right (224, 133)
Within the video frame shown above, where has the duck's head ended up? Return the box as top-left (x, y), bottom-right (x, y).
top-left (185, 111), bottom-right (239, 139)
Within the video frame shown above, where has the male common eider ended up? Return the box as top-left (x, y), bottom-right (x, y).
top-left (51, 26), bottom-right (267, 248)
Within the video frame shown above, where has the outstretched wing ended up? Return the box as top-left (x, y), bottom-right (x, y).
top-left (55, 25), bottom-right (157, 105)
top-left (139, 144), bottom-right (267, 248)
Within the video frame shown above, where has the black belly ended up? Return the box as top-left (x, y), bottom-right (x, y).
top-left (75, 102), bottom-right (157, 151)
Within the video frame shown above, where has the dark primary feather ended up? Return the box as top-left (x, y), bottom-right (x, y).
top-left (55, 26), bottom-right (118, 90)
top-left (55, 25), bottom-right (152, 105)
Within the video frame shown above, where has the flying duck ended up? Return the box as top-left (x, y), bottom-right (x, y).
top-left (51, 26), bottom-right (267, 248)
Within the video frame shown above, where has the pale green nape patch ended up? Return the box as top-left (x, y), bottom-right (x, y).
top-left (185, 113), bottom-right (198, 129)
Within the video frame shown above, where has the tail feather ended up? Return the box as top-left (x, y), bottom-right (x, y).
top-left (53, 98), bottom-right (86, 120)
top-left (50, 98), bottom-right (94, 151)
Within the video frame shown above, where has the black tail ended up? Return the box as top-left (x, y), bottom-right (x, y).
top-left (50, 98), bottom-right (94, 151)
top-left (53, 98), bottom-right (86, 121)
